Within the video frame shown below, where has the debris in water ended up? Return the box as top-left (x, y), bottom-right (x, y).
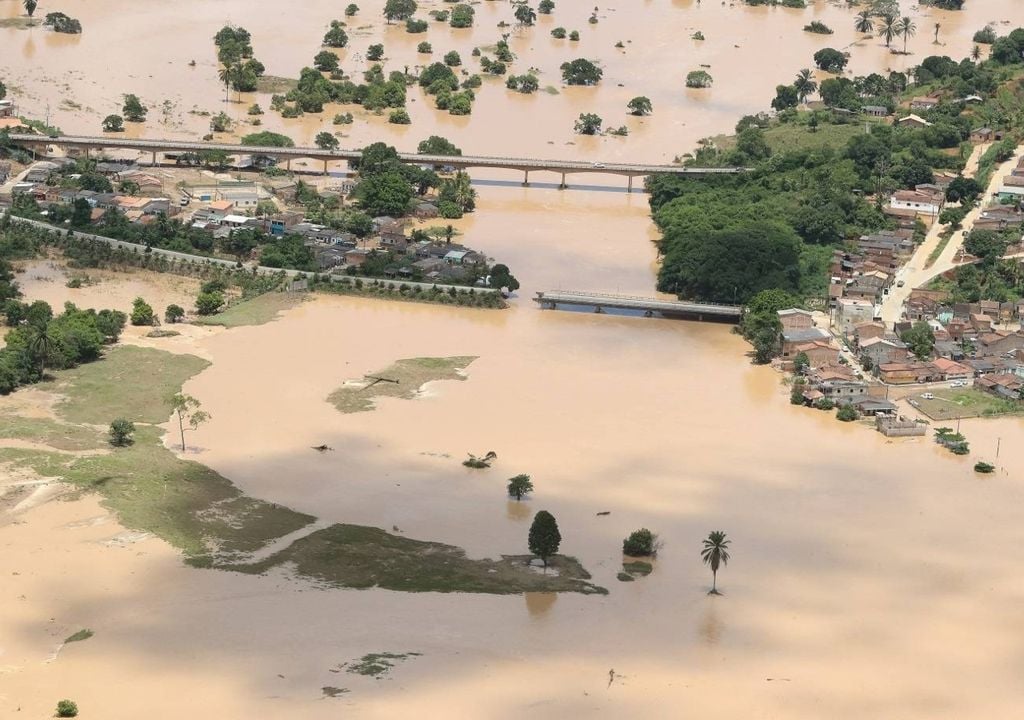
top-left (596, 511), bottom-right (611, 516)
top-left (311, 445), bottom-right (333, 452)
top-left (463, 451), bottom-right (497, 469)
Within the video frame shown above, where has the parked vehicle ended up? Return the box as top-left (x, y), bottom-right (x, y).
top-left (921, 392), bottom-right (935, 400)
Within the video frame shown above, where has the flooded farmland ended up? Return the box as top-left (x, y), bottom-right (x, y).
top-left (4, 1), bottom-right (1024, 718)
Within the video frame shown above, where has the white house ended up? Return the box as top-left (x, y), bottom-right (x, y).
top-left (890, 189), bottom-right (942, 217)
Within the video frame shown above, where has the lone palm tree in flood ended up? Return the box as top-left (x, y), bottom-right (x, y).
top-left (794, 69), bottom-right (818, 105)
top-left (878, 13), bottom-right (898, 49)
top-left (934, 22), bottom-right (941, 44)
top-left (855, 10), bottom-right (873, 35)
top-left (217, 65), bottom-right (236, 103)
top-left (701, 530), bottom-right (731, 595)
top-left (23, 0), bottom-right (37, 18)
top-left (971, 44), bottom-right (982, 61)
top-left (899, 16), bottom-right (916, 54)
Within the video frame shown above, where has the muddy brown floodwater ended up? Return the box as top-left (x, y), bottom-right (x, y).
top-left (4, 1), bottom-right (1024, 718)
top-left (4, 0), bottom-right (1024, 162)
top-left (3, 182), bottom-right (1024, 718)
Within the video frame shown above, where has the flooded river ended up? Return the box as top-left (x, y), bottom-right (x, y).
top-left (4, 1), bottom-right (1024, 718)
top-left (5, 0), bottom-right (1024, 161)
top-left (4, 181), bottom-right (1024, 718)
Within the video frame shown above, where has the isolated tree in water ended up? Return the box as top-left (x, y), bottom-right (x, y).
top-left (528, 510), bottom-right (561, 567)
top-left (383, 0), bottom-right (417, 24)
top-left (507, 474), bottom-right (534, 501)
top-left (23, 0), bottom-right (37, 18)
top-left (701, 530), bottom-right (731, 594)
top-left (315, 131), bottom-right (339, 150)
top-left (171, 393), bottom-right (211, 451)
top-left (626, 96), bottom-right (652, 116)
top-left (854, 10), bottom-right (872, 35)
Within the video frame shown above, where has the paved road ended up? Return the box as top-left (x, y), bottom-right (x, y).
top-left (6, 133), bottom-right (747, 178)
top-left (879, 143), bottom-right (1023, 325)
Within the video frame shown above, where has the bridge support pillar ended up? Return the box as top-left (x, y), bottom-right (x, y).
top-left (627, 176), bottom-right (633, 193)
top-left (559, 172), bottom-right (567, 189)
top-left (151, 151), bottom-right (157, 167)
top-left (286, 159), bottom-right (292, 172)
top-left (84, 148), bottom-right (90, 159)
top-left (323, 159), bottom-right (328, 175)
top-left (594, 305), bottom-right (603, 314)
top-left (523, 170), bottom-right (529, 186)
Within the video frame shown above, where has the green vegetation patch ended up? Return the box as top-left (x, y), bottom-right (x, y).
top-left (328, 356), bottom-right (477, 414)
top-left (229, 524), bottom-right (607, 594)
top-left (913, 388), bottom-right (1024, 420)
top-left (256, 75), bottom-right (299, 94)
top-left (0, 426), bottom-right (314, 563)
top-left (343, 652), bottom-right (422, 678)
top-left (64, 629), bottom-right (94, 644)
top-left (41, 346), bottom-right (210, 425)
top-left (711, 118), bottom-right (870, 156)
top-left (193, 293), bottom-right (306, 328)
top-left (622, 560), bottom-right (653, 577)
top-left (0, 347), bottom-right (312, 563)
top-left (0, 413), bottom-right (104, 452)
top-left (616, 572), bottom-right (635, 582)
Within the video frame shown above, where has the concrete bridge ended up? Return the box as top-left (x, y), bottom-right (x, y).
top-left (5, 133), bottom-right (748, 191)
top-left (534, 290), bottom-right (743, 322)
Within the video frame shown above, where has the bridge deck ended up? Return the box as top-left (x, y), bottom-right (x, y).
top-left (7, 134), bottom-right (747, 176)
top-left (534, 291), bottom-right (743, 320)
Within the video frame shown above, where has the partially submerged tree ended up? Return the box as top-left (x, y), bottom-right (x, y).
top-left (507, 474), bottom-right (534, 501)
top-left (101, 114), bottom-right (124, 133)
top-left (23, 0), bottom-right (37, 18)
top-left (122, 94), bottom-right (147, 122)
top-left (528, 510), bottom-right (561, 567)
top-left (315, 131), bottom-right (340, 150)
top-left (627, 96), bottom-right (652, 116)
top-left (685, 70), bottom-right (713, 88)
top-left (700, 530), bottom-right (731, 594)
top-left (170, 393), bottom-right (211, 452)
top-left (384, 0), bottom-right (417, 24)
top-left (623, 528), bottom-right (658, 556)
top-left (574, 112), bottom-right (602, 135)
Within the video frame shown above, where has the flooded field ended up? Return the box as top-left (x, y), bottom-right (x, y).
top-left (3, 182), bottom-right (1024, 718)
top-left (4, 0), bottom-right (1024, 161)
top-left (4, 1), bottom-right (1024, 717)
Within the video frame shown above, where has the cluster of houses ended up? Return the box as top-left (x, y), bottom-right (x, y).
top-left (778, 295), bottom-right (1024, 425)
top-left (262, 212), bottom-right (488, 282)
top-left (1, 159), bottom-right (174, 223)
top-left (828, 230), bottom-right (917, 310)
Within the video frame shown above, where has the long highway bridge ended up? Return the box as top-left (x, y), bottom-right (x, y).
top-left (5, 133), bottom-right (747, 191)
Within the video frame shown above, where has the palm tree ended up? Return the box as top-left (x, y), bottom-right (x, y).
top-left (878, 13), bottom-right (898, 49)
top-left (217, 65), bottom-right (235, 103)
top-left (855, 10), bottom-right (873, 35)
top-left (971, 44), bottom-right (982, 61)
top-left (794, 68), bottom-right (818, 104)
top-left (899, 16), bottom-right (916, 54)
top-left (23, 0), bottom-right (37, 18)
top-left (701, 530), bottom-right (731, 595)
top-left (933, 22), bottom-right (941, 44)
top-left (28, 326), bottom-right (54, 379)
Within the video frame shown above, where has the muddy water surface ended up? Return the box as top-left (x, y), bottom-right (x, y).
top-left (5, 0), bottom-right (1024, 162)
top-left (5, 1), bottom-right (1024, 718)
top-left (5, 184), bottom-right (1023, 718)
